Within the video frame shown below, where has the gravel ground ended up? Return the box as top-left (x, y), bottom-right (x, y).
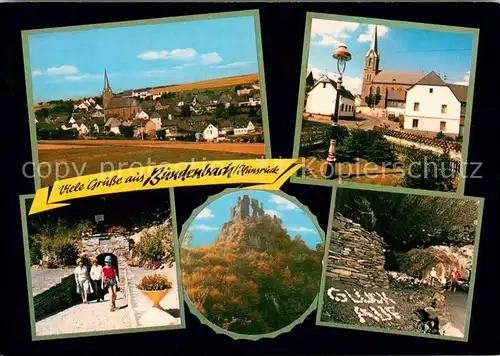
top-left (31, 267), bottom-right (74, 296)
top-left (35, 289), bottom-right (131, 336)
top-left (126, 265), bottom-right (181, 326)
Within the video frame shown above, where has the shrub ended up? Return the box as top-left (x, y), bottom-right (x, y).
top-left (401, 147), bottom-right (455, 192)
top-left (436, 131), bottom-right (446, 140)
top-left (120, 125), bottom-right (135, 138)
top-left (322, 124), bottom-right (350, 147)
top-left (42, 236), bottom-right (79, 267)
top-left (365, 138), bottom-right (396, 165)
top-left (29, 240), bottom-right (42, 265)
top-left (137, 274), bottom-right (172, 291)
top-left (332, 144), bottom-right (354, 163)
top-left (135, 223), bottom-right (174, 266)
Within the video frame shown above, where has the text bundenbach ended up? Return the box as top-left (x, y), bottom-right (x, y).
top-left (142, 162), bottom-right (280, 186)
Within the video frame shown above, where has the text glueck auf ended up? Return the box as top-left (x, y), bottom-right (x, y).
top-left (327, 287), bottom-right (401, 324)
top-left (142, 162), bottom-right (280, 187)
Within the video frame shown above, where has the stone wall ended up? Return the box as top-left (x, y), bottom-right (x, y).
top-left (82, 234), bottom-right (130, 257)
top-left (33, 273), bottom-right (80, 321)
top-left (327, 214), bottom-right (389, 289)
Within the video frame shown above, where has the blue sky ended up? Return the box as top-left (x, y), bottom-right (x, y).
top-left (307, 18), bottom-right (475, 94)
top-left (28, 16), bottom-right (259, 103)
top-left (186, 191), bottom-right (322, 250)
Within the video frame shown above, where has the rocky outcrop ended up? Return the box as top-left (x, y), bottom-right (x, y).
top-left (396, 245), bottom-right (473, 281)
top-left (327, 214), bottom-right (389, 289)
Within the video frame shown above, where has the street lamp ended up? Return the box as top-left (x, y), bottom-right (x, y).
top-left (326, 44), bottom-right (352, 180)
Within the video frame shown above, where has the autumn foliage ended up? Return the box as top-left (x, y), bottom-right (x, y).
top-left (181, 215), bottom-right (323, 335)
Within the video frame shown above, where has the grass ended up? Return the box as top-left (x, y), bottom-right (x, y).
top-left (150, 74), bottom-right (259, 95)
top-left (37, 140), bottom-right (264, 187)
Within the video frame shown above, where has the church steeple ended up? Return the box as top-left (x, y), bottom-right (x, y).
top-left (102, 69), bottom-right (113, 109)
top-left (368, 25), bottom-right (379, 56)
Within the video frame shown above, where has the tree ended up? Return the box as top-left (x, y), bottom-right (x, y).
top-left (215, 103), bottom-right (226, 118)
top-left (181, 104), bottom-right (191, 118)
top-left (365, 138), bottom-right (396, 165)
top-left (156, 130), bottom-right (166, 140)
top-left (364, 94), bottom-right (381, 108)
top-left (182, 231), bottom-right (194, 247)
top-left (322, 124), bottom-right (349, 147)
top-left (119, 125), bottom-right (134, 138)
top-left (227, 104), bottom-right (238, 117)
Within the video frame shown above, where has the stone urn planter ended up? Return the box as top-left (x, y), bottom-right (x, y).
top-left (137, 274), bottom-right (172, 309)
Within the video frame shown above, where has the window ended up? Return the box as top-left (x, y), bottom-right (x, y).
top-left (440, 121), bottom-right (446, 131)
top-left (441, 104), bottom-right (447, 113)
top-left (412, 119), bottom-right (419, 128)
top-left (429, 88), bottom-right (433, 94)
top-left (414, 102), bottom-right (420, 111)
top-left (323, 83), bottom-right (326, 88)
top-left (368, 57), bottom-right (372, 67)
top-left (341, 104), bottom-right (344, 111)
top-left (376, 87), bottom-right (381, 96)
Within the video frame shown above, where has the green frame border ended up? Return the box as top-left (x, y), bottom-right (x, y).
top-left (316, 183), bottom-right (485, 342)
top-left (21, 9), bottom-right (272, 190)
top-left (291, 12), bottom-right (480, 196)
top-left (178, 187), bottom-right (328, 341)
top-left (19, 188), bottom-right (187, 341)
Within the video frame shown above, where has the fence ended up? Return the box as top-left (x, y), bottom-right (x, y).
top-left (373, 126), bottom-right (461, 152)
top-left (391, 144), bottom-right (461, 176)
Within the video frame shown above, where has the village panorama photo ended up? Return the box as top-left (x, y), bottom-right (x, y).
top-left (22, 10), bottom-right (269, 188)
top-left (294, 13), bottom-right (479, 193)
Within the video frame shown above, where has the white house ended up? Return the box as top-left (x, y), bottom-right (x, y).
top-left (150, 112), bottom-right (162, 131)
top-left (76, 102), bottom-right (89, 111)
top-left (233, 122), bottom-right (255, 136)
top-left (135, 110), bottom-right (149, 120)
top-left (68, 116), bottom-right (76, 124)
top-left (304, 74), bottom-right (355, 118)
top-left (88, 98), bottom-right (96, 105)
top-left (237, 88), bottom-right (252, 96)
top-left (105, 117), bottom-right (121, 135)
top-left (354, 95), bottom-right (362, 113)
top-left (78, 123), bottom-right (90, 135)
top-left (252, 84), bottom-right (260, 90)
top-left (203, 124), bottom-right (219, 141)
top-left (152, 94), bottom-right (162, 100)
top-left (404, 71), bottom-right (467, 136)
top-left (95, 104), bottom-right (103, 110)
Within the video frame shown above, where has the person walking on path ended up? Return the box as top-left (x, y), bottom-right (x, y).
top-left (102, 255), bottom-right (120, 311)
top-left (90, 258), bottom-right (104, 302)
top-left (74, 258), bottom-right (93, 304)
top-left (449, 267), bottom-right (461, 292)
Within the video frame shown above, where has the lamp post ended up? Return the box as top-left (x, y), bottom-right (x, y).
top-left (325, 44), bottom-right (352, 180)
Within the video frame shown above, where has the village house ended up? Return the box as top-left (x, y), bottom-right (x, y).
top-left (203, 124), bottom-right (219, 141)
top-left (233, 121), bottom-right (255, 136)
top-left (403, 71), bottom-right (467, 136)
top-left (237, 88), bottom-right (252, 96)
top-left (95, 104), bottom-right (103, 110)
top-left (104, 117), bottom-right (121, 135)
top-left (218, 119), bottom-right (233, 135)
top-left (135, 110), bottom-right (149, 120)
top-left (354, 95), bottom-right (362, 113)
top-left (150, 111), bottom-right (162, 130)
top-left (304, 74), bottom-right (355, 118)
top-left (74, 102), bottom-right (89, 111)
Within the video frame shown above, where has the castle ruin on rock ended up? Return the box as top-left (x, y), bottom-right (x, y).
top-left (230, 195), bottom-right (265, 221)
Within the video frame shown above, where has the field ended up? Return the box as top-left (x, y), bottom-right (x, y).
top-left (150, 74), bottom-right (259, 96)
top-left (37, 140), bottom-right (265, 187)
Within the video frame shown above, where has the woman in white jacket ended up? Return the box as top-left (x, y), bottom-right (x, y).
top-left (90, 258), bottom-right (104, 302)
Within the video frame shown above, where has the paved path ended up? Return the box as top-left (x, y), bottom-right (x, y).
top-left (445, 290), bottom-right (468, 334)
top-left (126, 265), bottom-right (181, 327)
top-left (35, 289), bottom-right (131, 336)
top-left (303, 113), bottom-right (399, 131)
top-left (31, 267), bottom-right (74, 296)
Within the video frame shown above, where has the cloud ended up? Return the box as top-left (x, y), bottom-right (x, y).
top-left (32, 70), bottom-right (42, 77)
top-left (47, 65), bottom-right (79, 76)
top-left (308, 67), bottom-right (362, 95)
top-left (268, 195), bottom-right (299, 211)
top-left (63, 73), bottom-right (100, 81)
top-left (201, 52), bottom-right (223, 65)
top-left (197, 208), bottom-right (215, 220)
top-left (357, 24), bottom-right (390, 43)
top-left (265, 209), bottom-right (282, 218)
top-left (453, 71), bottom-right (470, 85)
top-left (189, 224), bottom-right (219, 232)
top-left (311, 19), bottom-right (360, 46)
top-left (172, 63), bottom-right (198, 70)
top-left (212, 60), bottom-right (255, 69)
top-left (138, 48), bottom-right (197, 61)
top-left (284, 226), bottom-right (318, 234)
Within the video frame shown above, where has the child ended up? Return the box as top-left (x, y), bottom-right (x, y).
top-left (102, 255), bottom-right (120, 311)
top-left (449, 267), bottom-right (460, 292)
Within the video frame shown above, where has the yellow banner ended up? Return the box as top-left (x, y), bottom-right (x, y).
top-left (30, 159), bottom-right (302, 215)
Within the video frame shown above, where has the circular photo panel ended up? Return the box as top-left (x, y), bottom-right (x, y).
top-left (180, 189), bottom-right (325, 340)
